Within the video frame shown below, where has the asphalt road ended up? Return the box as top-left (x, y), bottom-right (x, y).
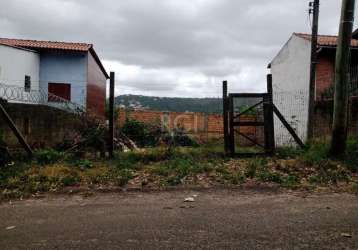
top-left (0, 189), bottom-right (358, 249)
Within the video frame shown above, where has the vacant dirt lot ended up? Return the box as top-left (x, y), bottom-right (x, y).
top-left (0, 189), bottom-right (357, 249)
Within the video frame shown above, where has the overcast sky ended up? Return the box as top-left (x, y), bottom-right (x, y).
top-left (1, 0), bottom-right (357, 97)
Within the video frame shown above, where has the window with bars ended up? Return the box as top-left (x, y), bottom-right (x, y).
top-left (24, 75), bottom-right (31, 92)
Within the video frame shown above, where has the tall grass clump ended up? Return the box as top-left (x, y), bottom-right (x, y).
top-left (345, 136), bottom-right (358, 172)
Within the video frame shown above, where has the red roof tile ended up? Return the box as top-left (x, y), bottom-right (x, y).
top-left (0, 38), bottom-right (92, 51)
top-left (294, 33), bottom-right (358, 47)
top-left (0, 37), bottom-right (109, 78)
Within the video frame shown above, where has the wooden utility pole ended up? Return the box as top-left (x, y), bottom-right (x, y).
top-left (330, 0), bottom-right (356, 156)
top-left (109, 72), bottom-right (115, 158)
top-left (223, 81), bottom-right (229, 153)
top-left (307, 0), bottom-right (320, 140)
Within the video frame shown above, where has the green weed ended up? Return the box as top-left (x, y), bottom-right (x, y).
top-left (345, 136), bottom-right (358, 172)
top-left (301, 143), bottom-right (329, 166)
top-left (308, 161), bottom-right (351, 185)
top-left (34, 149), bottom-right (64, 165)
top-left (113, 168), bottom-right (134, 186)
top-left (281, 175), bottom-right (300, 188)
top-left (276, 147), bottom-right (304, 159)
top-left (73, 159), bottom-right (93, 170)
top-left (245, 158), bottom-right (267, 178)
top-left (351, 182), bottom-right (358, 194)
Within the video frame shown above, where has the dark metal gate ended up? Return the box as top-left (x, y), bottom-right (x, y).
top-left (223, 74), bottom-right (305, 156)
top-left (223, 75), bottom-right (274, 156)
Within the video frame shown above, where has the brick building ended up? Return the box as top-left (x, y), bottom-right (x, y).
top-left (269, 32), bottom-right (358, 146)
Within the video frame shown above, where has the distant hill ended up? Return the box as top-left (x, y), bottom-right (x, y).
top-left (115, 95), bottom-right (260, 114)
top-left (115, 95), bottom-right (223, 114)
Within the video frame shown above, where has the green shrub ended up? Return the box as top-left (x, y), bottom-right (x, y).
top-left (113, 168), bottom-right (133, 186)
top-left (73, 159), bottom-right (93, 170)
top-left (281, 175), bottom-right (299, 188)
top-left (62, 176), bottom-right (79, 186)
top-left (115, 149), bottom-right (170, 170)
top-left (301, 143), bottom-right (329, 166)
top-left (230, 172), bottom-right (246, 185)
top-left (162, 128), bottom-right (199, 147)
top-left (245, 158), bottom-right (267, 178)
top-left (345, 136), bottom-right (358, 172)
top-left (308, 161), bottom-right (351, 185)
top-left (258, 168), bottom-right (282, 183)
top-left (151, 155), bottom-right (206, 182)
top-left (122, 119), bottom-right (161, 147)
top-left (34, 149), bottom-right (64, 165)
top-left (276, 147), bottom-right (304, 159)
top-left (351, 182), bottom-right (358, 194)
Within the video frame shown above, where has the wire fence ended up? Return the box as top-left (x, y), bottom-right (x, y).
top-left (0, 82), bottom-right (85, 113)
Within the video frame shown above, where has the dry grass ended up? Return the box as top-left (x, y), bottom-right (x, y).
top-left (1, 142), bottom-right (358, 200)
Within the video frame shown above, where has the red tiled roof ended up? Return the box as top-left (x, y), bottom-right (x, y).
top-left (294, 33), bottom-right (358, 47)
top-left (0, 38), bottom-right (92, 51)
top-left (0, 38), bottom-right (109, 78)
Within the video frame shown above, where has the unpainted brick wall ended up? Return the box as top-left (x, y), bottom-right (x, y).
top-left (118, 109), bottom-right (257, 143)
top-left (316, 55), bottom-right (335, 99)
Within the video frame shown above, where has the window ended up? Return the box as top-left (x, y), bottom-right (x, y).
top-left (48, 83), bottom-right (71, 102)
top-left (24, 75), bottom-right (31, 92)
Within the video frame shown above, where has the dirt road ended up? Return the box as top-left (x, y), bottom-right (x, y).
top-left (1, 189), bottom-right (357, 249)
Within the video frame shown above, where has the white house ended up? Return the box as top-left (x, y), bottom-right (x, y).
top-left (0, 43), bottom-right (40, 96)
top-left (269, 32), bottom-right (358, 146)
top-left (0, 37), bottom-right (109, 116)
top-left (269, 34), bottom-right (311, 146)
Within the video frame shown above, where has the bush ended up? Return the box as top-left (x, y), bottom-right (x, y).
top-left (281, 175), bottom-right (300, 188)
top-left (73, 159), bottom-right (93, 170)
top-left (276, 147), bottom-right (304, 159)
top-left (301, 143), bottom-right (329, 166)
top-left (113, 168), bottom-right (134, 186)
top-left (34, 149), bottom-right (64, 165)
top-left (245, 158), bottom-right (267, 178)
top-left (151, 154), bottom-right (207, 181)
top-left (122, 119), bottom-right (162, 147)
top-left (351, 182), bottom-right (358, 194)
top-left (162, 128), bottom-right (199, 147)
top-left (308, 161), bottom-right (351, 185)
top-left (345, 136), bottom-right (358, 172)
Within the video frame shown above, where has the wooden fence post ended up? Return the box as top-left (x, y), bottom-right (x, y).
top-left (266, 74), bottom-right (275, 154)
top-left (109, 72), bottom-right (115, 158)
top-left (228, 94), bottom-right (235, 155)
top-left (223, 81), bottom-right (229, 153)
top-left (0, 100), bottom-right (33, 157)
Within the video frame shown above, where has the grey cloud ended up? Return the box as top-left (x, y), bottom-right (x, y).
top-left (0, 0), bottom-right (355, 97)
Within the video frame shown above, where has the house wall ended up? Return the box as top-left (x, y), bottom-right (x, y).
top-left (39, 51), bottom-right (87, 107)
top-left (270, 34), bottom-right (311, 146)
top-left (316, 52), bottom-right (335, 99)
top-left (0, 44), bottom-right (40, 91)
top-left (87, 52), bottom-right (107, 117)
